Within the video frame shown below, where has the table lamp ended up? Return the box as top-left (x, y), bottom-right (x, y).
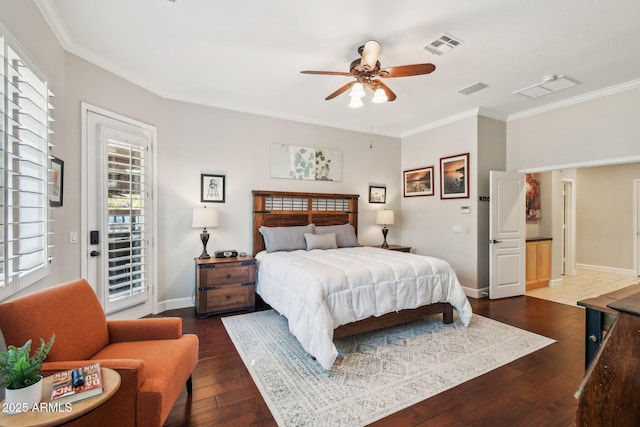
top-left (192, 206), bottom-right (218, 259)
top-left (376, 209), bottom-right (395, 248)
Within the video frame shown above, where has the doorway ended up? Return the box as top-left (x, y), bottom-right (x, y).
top-left (81, 103), bottom-right (158, 318)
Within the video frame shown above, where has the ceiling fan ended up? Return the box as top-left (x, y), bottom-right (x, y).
top-left (300, 40), bottom-right (436, 105)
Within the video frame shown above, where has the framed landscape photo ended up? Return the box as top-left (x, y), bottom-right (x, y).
top-left (200, 174), bottom-right (225, 203)
top-left (50, 156), bottom-right (64, 207)
top-left (403, 166), bottom-right (434, 197)
top-left (440, 153), bottom-right (469, 199)
top-left (368, 185), bottom-right (386, 204)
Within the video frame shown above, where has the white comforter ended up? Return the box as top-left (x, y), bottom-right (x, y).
top-left (255, 246), bottom-right (473, 369)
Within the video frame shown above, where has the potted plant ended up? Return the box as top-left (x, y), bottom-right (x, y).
top-left (0, 334), bottom-right (55, 413)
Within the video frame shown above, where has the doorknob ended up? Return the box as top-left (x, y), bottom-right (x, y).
top-left (490, 239), bottom-right (502, 244)
top-left (90, 250), bottom-right (100, 257)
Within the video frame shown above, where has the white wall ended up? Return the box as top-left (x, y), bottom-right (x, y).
top-left (400, 116), bottom-right (478, 288)
top-left (576, 163), bottom-right (639, 272)
top-left (158, 100), bottom-right (400, 306)
top-left (507, 88), bottom-right (640, 171)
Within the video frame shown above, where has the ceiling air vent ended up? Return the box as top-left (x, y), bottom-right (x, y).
top-left (513, 75), bottom-right (580, 98)
top-left (458, 82), bottom-right (488, 95)
top-left (424, 33), bottom-right (464, 55)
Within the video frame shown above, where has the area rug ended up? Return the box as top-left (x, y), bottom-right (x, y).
top-left (222, 310), bottom-right (555, 427)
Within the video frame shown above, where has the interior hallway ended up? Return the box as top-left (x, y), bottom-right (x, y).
top-left (526, 267), bottom-right (639, 306)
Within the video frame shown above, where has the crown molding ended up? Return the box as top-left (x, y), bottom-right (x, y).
top-left (34, 0), bottom-right (74, 48)
top-left (507, 79), bottom-right (640, 121)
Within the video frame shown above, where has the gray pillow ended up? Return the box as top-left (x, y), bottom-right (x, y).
top-left (304, 232), bottom-right (338, 250)
top-left (259, 224), bottom-right (314, 252)
top-left (315, 224), bottom-right (360, 248)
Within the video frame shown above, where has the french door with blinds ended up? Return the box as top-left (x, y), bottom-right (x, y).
top-left (83, 105), bottom-right (156, 317)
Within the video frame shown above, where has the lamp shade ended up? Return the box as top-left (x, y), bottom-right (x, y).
top-left (376, 209), bottom-right (395, 225)
top-left (192, 207), bottom-right (218, 228)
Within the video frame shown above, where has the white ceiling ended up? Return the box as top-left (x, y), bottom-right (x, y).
top-left (36, 0), bottom-right (640, 137)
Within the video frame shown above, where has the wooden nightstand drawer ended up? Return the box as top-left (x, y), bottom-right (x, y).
top-left (205, 266), bottom-right (252, 284)
top-left (204, 283), bottom-right (255, 310)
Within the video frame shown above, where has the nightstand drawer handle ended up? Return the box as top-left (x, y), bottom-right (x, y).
top-left (226, 273), bottom-right (232, 278)
top-left (225, 295), bottom-right (231, 299)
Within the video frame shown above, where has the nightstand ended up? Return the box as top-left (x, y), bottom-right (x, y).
top-left (195, 256), bottom-right (256, 318)
top-left (370, 244), bottom-right (411, 253)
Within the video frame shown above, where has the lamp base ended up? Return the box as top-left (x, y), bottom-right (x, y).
top-left (199, 230), bottom-right (211, 259)
top-left (381, 226), bottom-right (389, 248)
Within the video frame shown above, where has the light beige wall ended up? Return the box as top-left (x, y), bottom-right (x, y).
top-left (159, 100), bottom-right (400, 303)
top-left (507, 87), bottom-right (640, 171)
top-left (400, 116), bottom-right (479, 288)
top-left (576, 163), bottom-right (640, 271)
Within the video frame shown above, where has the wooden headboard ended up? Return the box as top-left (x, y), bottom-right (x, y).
top-left (252, 190), bottom-right (359, 256)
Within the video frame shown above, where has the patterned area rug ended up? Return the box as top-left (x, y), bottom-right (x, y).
top-left (222, 310), bottom-right (555, 427)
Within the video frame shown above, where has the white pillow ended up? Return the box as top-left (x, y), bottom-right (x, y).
top-left (304, 232), bottom-right (337, 250)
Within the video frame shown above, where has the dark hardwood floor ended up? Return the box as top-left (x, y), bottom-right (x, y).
top-left (162, 296), bottom-right (585, 426)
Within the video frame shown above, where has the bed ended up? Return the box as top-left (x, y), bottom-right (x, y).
top-left (252, 190), bottom-right (472, 369)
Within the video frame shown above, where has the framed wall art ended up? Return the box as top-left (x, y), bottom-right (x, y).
top-left (368, 185), bottom-right (386, 204)
top-left (403, 166), bottom-right (434, 197)
top-left (525, 173), bottom-right (541, 222)
top-left (200, 174), bottom-right (225, 203)
top-left (50, 156), bottom-right (64, 207)
top-left (270, 143), bottom-right (343, 181)
top-left (440, 153), bottom-right (469, 199)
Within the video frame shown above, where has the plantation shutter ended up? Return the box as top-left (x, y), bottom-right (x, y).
top-left (105, 131), bottom-right (148, 309)
top-left (0, 33), bottom-right (54, 299)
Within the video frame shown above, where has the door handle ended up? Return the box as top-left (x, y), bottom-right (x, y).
top-left (90, 250), bottom-right (100, 257)
top-left (490, 239), bottom-right (502, 244)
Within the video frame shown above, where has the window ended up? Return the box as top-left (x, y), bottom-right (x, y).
top-left (0, 32), bottom-right (55, 300)
top-left (106, 136), bottom-right (147, 306)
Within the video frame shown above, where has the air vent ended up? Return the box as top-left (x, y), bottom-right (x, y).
top-left (458, 82), bottom-right (488, 95)
top-left (513, 75), bottom-right (580, 98)
top-left (424, 33), bottom-right (464, 55)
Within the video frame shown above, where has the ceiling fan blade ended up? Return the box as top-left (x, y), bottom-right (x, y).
top-left (301, 70), bottom-right (353, 76)
top-left (375, 80), bottom-right (397, 101)
top-left (325, 81), bottom-right (357, 100)
top-left (380, 63), bottom-right (436, 78)
top-left (360, 40), bottom-right (381, 71)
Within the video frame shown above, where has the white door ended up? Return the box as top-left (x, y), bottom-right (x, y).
top-left (489, 171), bottom-right (525, 299)
top-left (82, 104), bottom-right (157, 318)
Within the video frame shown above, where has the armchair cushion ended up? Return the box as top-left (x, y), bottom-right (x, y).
top-left (108, 317), bottom-right (183, 342)
top-left (0, 279), bottom-right (109, 361)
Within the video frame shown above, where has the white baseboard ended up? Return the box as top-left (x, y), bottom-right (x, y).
top-left (464, 285), bottom-right (489, 299)
top-left (549, 278), bottom-right (563, 287)
top-left (154, 297), bottom-right (193, 314)
top-left (576, 263), bottom-right (637, 276)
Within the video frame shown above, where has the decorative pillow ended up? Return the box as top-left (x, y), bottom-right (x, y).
top-left (304, 232), bottom-right (338, 250)
top-left (259, 224), bottom-right (314, 253)
top-left (315, 224), bottom-right (360, 248)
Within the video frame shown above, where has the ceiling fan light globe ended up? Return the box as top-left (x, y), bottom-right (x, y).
top-left (372, 88), bottom-right (388, 104)
top-left (348, 97), bottom-right (364, 109)
top-left (349, 82), bottom-right (366, 98)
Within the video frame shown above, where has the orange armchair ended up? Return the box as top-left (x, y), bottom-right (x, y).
top-left (0, 279), bottom-right (199, 427)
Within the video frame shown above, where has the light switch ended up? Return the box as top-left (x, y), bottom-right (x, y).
top-left (452, 225), bottom-right (462, 233)
top-left (69, 231), bottom-right (78, 243)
